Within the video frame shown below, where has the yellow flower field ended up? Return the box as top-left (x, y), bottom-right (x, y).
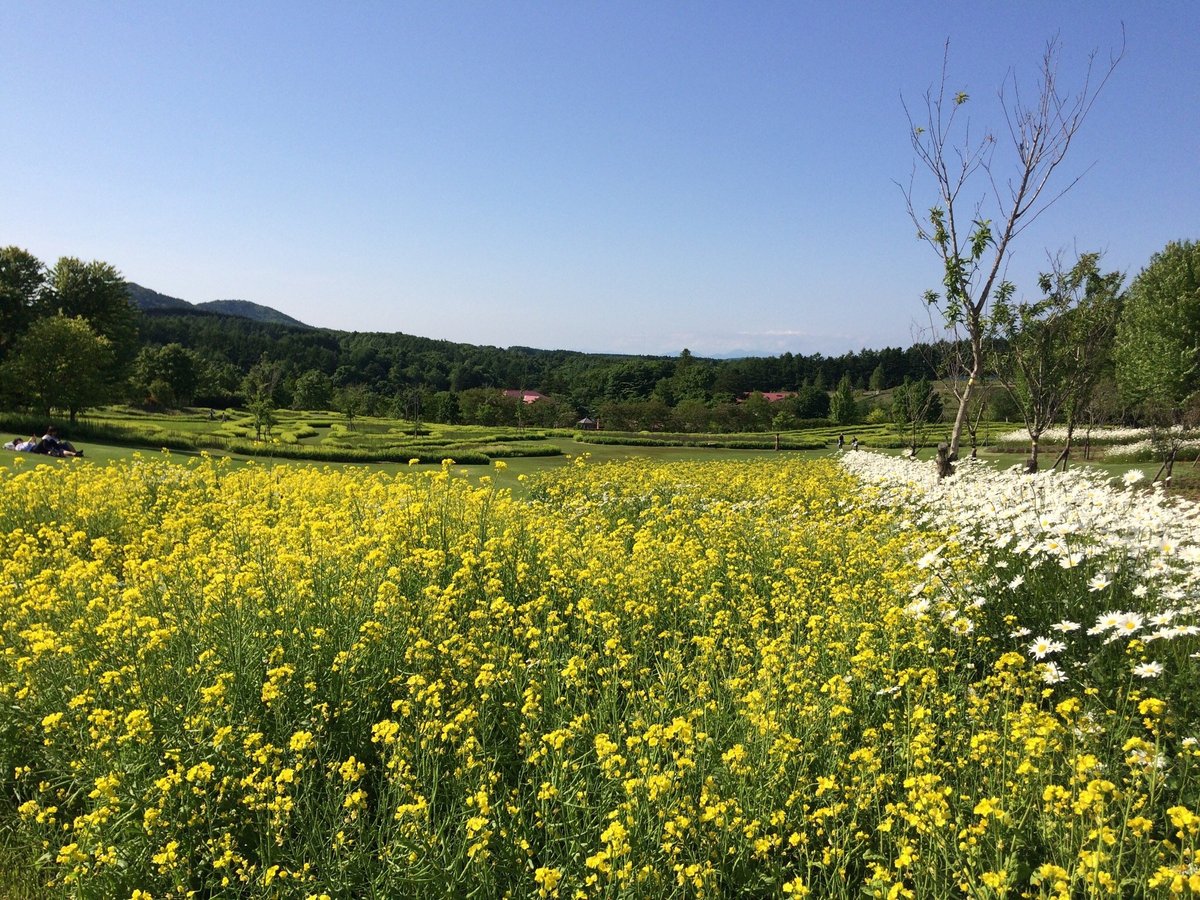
top-left (1, 454), bottom-right (1197, 897)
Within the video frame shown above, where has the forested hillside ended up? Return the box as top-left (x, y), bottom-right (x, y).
top-left (138, 307), bottom-right (942, 413)
top-left (1, 244), bottom-right (955, 430)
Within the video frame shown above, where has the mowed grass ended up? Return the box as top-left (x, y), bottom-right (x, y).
top-left (1, 431), bottom-right (1158, 500)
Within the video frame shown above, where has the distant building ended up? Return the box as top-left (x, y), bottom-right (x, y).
top-left (502, 389), bottom-right (546, 404)
top-left (577, 417), bottom-right (600, 431)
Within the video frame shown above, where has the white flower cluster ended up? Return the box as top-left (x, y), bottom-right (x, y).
top-left (840, 451), bottom-right (1200, 685)
top-left (994, 425), bottom-right (1155, 445)
top-left (995, 424), bottom-right (1200, 462)
top-left (841, 452), bottom-right (1200, 578)
top-left (1102, 437), bottom-right (1200, 462)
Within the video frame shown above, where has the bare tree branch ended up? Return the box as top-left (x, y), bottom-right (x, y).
top-left (899, 29), bottom-right (1124, 458)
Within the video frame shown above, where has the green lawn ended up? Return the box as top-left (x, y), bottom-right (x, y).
top-left (0, 406), bottom-right (1173, 495)
top-left (5, 433), bottom-right (1163, 500)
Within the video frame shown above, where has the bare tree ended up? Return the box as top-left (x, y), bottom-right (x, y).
top-left (890, 376), bottom-right (943, 456)
top-left (902, 32), bottom-right (1123, 459)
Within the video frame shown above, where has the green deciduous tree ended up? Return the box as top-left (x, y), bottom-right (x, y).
top-left (0, 246), bottom-right (46, 361)
top-left (133, 343), bottom-right (204, 408)
top-left (424, 391), bottom-right (461, 425)
top-left (1114, 240), bottom-right (1200, 411)
top-left (903, 35), bottom-right (1122, 458)
top-left (671, 398), bottom-right (712, 433)
top-left (45, 258), bottom-right (141, 378)
top-left (3, 315), bottom-right (114, 421)
top-left (829, 374), bottom-right (859, 425)
top-left (1113, 239), bottom-right (1200, 482)
top-left (292, 369), bottom-right (334, 411)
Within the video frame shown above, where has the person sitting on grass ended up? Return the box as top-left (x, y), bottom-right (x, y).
top-left (39, 426), bottom-right (83, 457)
top-left (3, 436), bottom-right (38, 452)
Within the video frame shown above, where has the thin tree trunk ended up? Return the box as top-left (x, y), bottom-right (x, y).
top-left (1026, 438), bottom-right (1040, 473)
top-left (948, 370), bottom-right (978, 460)
top-left (1154, 447), bottom-right (1178, 486)
top-left (1053, 420), bottom-right (1076, 471)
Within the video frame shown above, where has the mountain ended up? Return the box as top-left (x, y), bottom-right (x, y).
top-left (125, 283), bottom-right (193, 312)
top-left (194, 299), bottom-right (310, 328)
top-left (125, 282), bottom-right (311, 328)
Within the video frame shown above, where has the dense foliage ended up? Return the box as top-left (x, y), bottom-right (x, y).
top-left (1114, 240), bottom-right (1200, 411)
top-left (136, 309), bottom-right (939, 420)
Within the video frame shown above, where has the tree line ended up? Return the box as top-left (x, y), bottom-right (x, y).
top-left (3, 236), bottom-right (1197, 452)
top-left (1, 245), bottom-right (959, 431)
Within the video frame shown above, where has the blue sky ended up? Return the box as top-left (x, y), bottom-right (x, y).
top-left (2, 2), bottom-right (1195, 357)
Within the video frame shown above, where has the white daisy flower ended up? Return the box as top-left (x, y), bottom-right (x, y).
top-left (904, 598), bottom-right (930, 618)
top-left (916, 547), bottom-right (944, 570)
top-left (1028, 636), bottom-right (1066, 659)
top-left (1132, 661), bottom-right (1163, 679)
top-left (1115, 612), bottom-right (1144, 636)
top-left (1058, 552), bottom-right (1085, 569)
top-left (1041, 662), bottom-right (1068, 684)
top-left (1051, 620), bottom-right (1081, 633)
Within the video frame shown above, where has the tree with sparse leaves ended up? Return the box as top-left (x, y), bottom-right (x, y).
top-left (334, 384), bottom-right (370, 431)
top-left (903, 34), bottom-right (1122, 459)
top-left (242, 357), bottom-right (286, 439)
top-left (890, 377), bottom-right (943, 455)
top-left (992, 252), bottom-right (1123, 471)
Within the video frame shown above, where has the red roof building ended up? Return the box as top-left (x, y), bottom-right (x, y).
top-left (502, 389), bottom-right (547, 404)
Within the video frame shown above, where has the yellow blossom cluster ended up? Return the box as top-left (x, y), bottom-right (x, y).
top-left (0, 454), bottom-right (1196, 897)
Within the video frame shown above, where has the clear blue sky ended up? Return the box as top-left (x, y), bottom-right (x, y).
top-left (2, 2), bottom-right (1195, 357)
